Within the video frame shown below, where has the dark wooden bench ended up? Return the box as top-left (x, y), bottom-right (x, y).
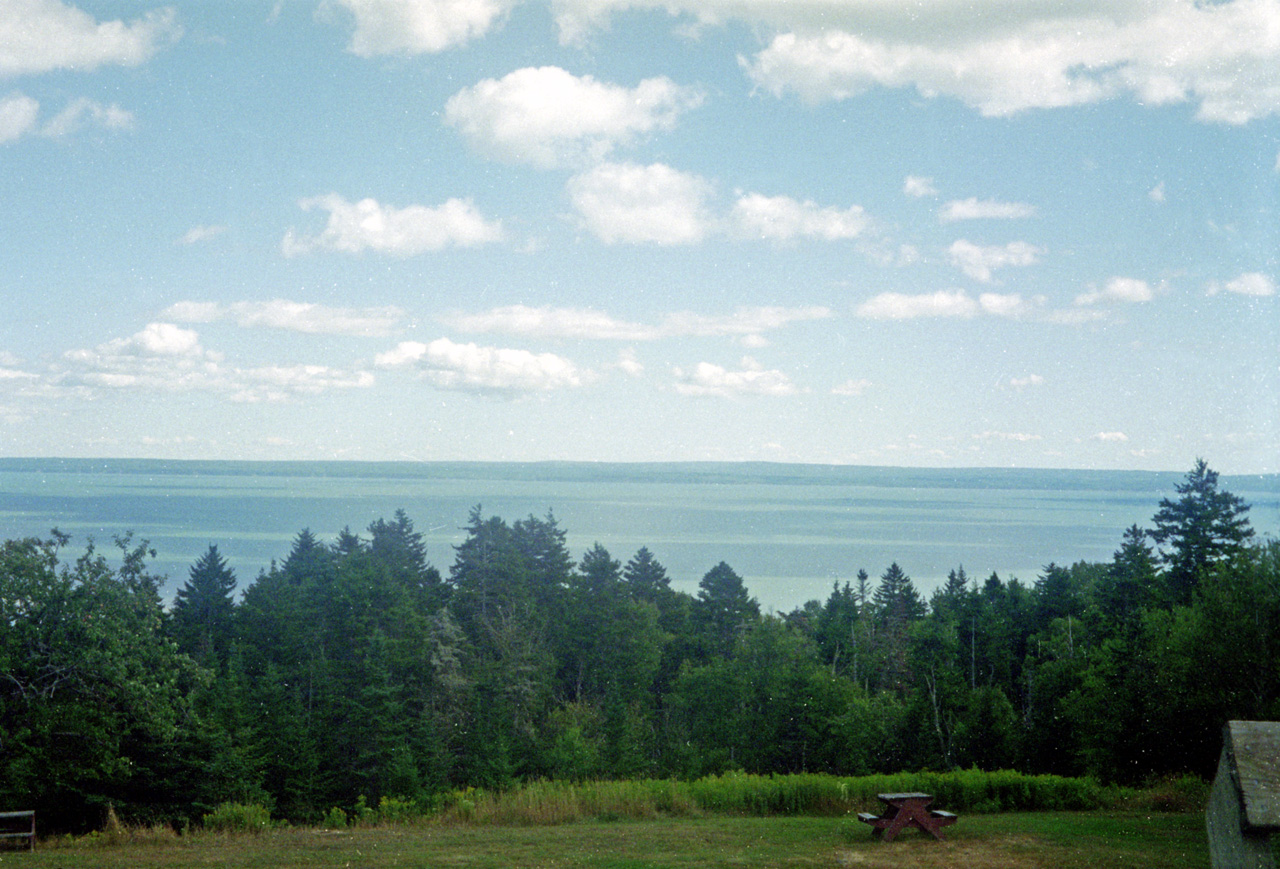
top-left (0, 811), bottom-right (34, 850)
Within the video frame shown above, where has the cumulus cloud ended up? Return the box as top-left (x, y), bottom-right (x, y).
top-left (229, 366), bottom-right (375, 403)
top-left (0, 92), bottom-right (131, 142)
top-left (567, 162), bottom-right (714, 245)
top-left (1207, 272), bottom-right (1276, 297)
top-left (975, 431), bottom-right (1042, 442)
top-left (672, 357), bottom-right (799, 397)
top-left (735, 0), bottom-right (1280, 123)
top-left (445, 67), bottom-right (702, 168)
top-left (662, 305), bottom-right (832, 338)
top-left (948, 239), bottom-right (1042, 282)
top-left (441, 303), bottom-right (831, 341)
top-left (903, 175), bottom-right (938, 198)
top-left (375, 337), bottom-right (584, 394)
top-left (856, 289), bottom-right (979, 320)
top-left (0, 92), bottom-right (38, 142)
top-left (940, 198), bottom-right (1038, 222)
top-left (1092, 431), bottom-right (1130, 442)
top-left (40, 97), bottom-right (132, 136)
top-left (615, 348), bottom-right (643, 377)
top-left (1007, 374), bottom-right (1045, 390)
top-left (65, 322), bottom-right (209, 363)
top-left (1075, 276), bottom-right (1155, 305)
top-left (831, 377), bottom-right (871, 396)
top-left (855, 289), bottom-right (1035, 320)
top-left (443, 305), bottom-right (656, 340)
top-left (0, 0), bottom-right (180, 76)
top-left (162, 299), bottom-right (407, 337)
top-left (332, 0), bottom-right (515, 55)
top-left (283, 194), bottom-right (503, 256)
top-left (56, 322), bottom-right (376, 402)
top-left (178, 225), bottom-right (227, 245)
top-left (731, 193), bottom-right (868, 241)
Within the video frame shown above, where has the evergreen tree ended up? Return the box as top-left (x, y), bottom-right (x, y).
top-left (170, 544), bottom-right (238, 666)
top-left (692, 561), bottom-right (759, 658)
top-left (873, 563), bottom-right (924, 694)
top-left (1150, 458), bottom-right (1253, 604)
top-left (623, 546), bottom-right (671, 599)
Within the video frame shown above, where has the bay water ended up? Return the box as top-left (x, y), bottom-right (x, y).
top-left (1, 458), bottom-right (1276, 613)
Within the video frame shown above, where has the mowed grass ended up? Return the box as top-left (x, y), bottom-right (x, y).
top-left (16, 812), bottom-right (1208, 869)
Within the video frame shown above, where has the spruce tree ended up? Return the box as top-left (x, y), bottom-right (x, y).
top-left (171, 544), bottom-right (238, 666)
top-left (1150, 458), bottom-right (1253, 604)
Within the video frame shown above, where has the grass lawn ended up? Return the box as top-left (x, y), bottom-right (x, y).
top-left (11, 812), bottom-right (1209, 869)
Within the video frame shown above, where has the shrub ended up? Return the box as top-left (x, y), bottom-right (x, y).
top-left (202, 802), bottom-right (273, 834)
top-left (321, 806), bottom-right (348, 829)
top-left (377, 796), bottom-right (419, 824)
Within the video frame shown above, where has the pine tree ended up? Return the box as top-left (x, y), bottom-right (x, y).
top-left (171, 544), bottom-right (238, 666)
top-left (1150, 458), bottom-right (1254, 604)
top-left (693, 562), bottom-right (759, 658)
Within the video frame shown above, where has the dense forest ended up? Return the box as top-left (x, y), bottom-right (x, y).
top-left (1, 459), bottom-right (1275, 831)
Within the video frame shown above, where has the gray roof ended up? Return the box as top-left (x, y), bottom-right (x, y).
top-left (1226, 721), bottom-right (1280, 830)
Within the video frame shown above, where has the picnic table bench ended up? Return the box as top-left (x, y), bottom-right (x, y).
top-left (0, 811), bottom-right (34, 850)
top-left (857, 792), bottom-right (957, 842)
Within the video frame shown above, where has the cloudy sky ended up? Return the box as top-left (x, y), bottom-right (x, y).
top-left (1, 0), bottom-right (1277, 472)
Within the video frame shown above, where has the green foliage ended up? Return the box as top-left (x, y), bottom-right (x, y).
top-left (4, 459), bottom-right (1272, 829)
top-left (202, 802), bottom-right (273, 834)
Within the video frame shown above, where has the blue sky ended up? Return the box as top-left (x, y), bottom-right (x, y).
top-left (1, 0), bottom-right (1277, 473)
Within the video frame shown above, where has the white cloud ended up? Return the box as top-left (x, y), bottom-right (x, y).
top-left (333, 0), bottom-right (514, 55)
top-left (1149, 182), bottom-right (1166, 203)
top-left (1075, 276), bottom-right (1155, 305)
top-left (1007, 374), bottom-right (1045, 390)
top-left (68, 322), bottom-right (208, 361)
top-left (163, 299), bottom-right (407, 337)
top-left (903, 175), bottom-right (938, 198)
top-left (567, 162), bottom-right (714, 245)
top-left (0, 92), bottom-right (132, 142)
top-left (831, 377), bottom-right (871, 396)
top-left (283, 194), bottom-right (503, 256)
top-left (856, 289), bottom-right (979, 320)
top-left (0, 0), bottom-right (180, 76)
top-left (940, 198), bottom-right (1038, 222)
top-left (731, 193), bottom-right (868, 241)
top-left (376, 337), bottom-right (585, 394)
top-left (975, 431), bottom-right (1042, 442)
top-left (445, 66), bottom-right (702, 168)
top-left (441, 303), bottom-right (831, 341)
top-left (977, 292), bottom-right (1031, 318)
top-left (0, 92), bottom-right (38, 142)
top-left (59, 323), bottom-right (375, 402)
top-left (1093, 431), bottom-right (1130, 442)
top-left (660, 306), bottom-right (832, 337)
top-left (1207, 272), bottom-right (1277, 297)
top-left (40, 97), bottom-right (131, 136)
top-left (230, 366), bottom-right (375, 403)
top-left (616, 348), bottom-right (643, 377)
top-left (948, 239), bottom-right (1042, 282)
top-left (672, 357), bottom-right (799, 397)
top-left (443, 305), bottom-right (657, 340)
top-left (735, 1), bottom-right (1280, 123)
top-left (178, 225), bottom-right (226, 245)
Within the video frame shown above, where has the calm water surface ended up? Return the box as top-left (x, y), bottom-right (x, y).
top-left (1, 459), bottom-right (1276, 612)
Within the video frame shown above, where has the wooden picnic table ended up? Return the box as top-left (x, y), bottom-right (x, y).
top-left (857, 792), bottom-right (957, 842)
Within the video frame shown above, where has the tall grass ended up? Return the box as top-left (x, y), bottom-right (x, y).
top-left (432, 769), bottom-right (1106, 826)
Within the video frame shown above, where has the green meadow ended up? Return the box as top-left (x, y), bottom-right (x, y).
top-left (18, 773), bottom-right (1218, 869)
top-left (21, 812), bottom-right (1209, 869)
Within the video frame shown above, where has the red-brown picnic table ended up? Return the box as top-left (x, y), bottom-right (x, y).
top-left (857, 792), bottom-right (957, 842)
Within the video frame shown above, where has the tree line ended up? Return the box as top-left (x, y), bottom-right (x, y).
top-left (1, 459), bottom-right (1275, 830)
